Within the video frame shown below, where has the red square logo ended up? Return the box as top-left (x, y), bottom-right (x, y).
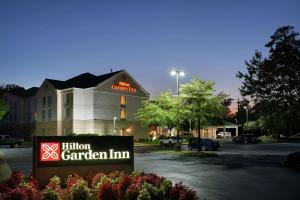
top-left (40, 142), bottom-right (60, 161)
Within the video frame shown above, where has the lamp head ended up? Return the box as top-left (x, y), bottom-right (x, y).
top-left (170, 70), bottom-right (177, 76)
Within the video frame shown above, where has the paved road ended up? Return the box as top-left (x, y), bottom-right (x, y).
top-left (1, 143), bottom-right (300, 200)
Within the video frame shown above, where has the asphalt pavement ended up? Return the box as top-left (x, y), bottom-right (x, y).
top-left (1, 143), bottom-right (300, 200)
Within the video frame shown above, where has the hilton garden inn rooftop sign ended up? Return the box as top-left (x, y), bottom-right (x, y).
top-left (33, 136), bottom-right (134, 187)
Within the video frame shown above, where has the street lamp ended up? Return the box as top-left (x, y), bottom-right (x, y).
top-left (113, 116), bottom-right (118, 135)
top-left (243, 106), bottom-right (248, 135)
top-left (170, 69), bottom-right (184, 150)
top-left (243, 106), bottom-right (248, 122)
top-left (170, 69), bottom-right (185, 95)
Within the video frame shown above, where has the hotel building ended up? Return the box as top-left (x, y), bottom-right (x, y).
top-left (0, 70), bottom-right (149, 140)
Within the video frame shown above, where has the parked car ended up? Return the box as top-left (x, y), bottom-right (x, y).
top-left (0, 135), bottom-right (24, 148)
top-left (289, 133), bottom-right (300, 141)
top-left (188, 138), bottom-right (220, 151)
top-left (232, 134), bottom-right (259, 144)
top-left (160, 136), bottom-right (183, 146)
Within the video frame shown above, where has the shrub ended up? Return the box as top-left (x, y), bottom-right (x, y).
top-left (159, 179), bottom-right (172, 198)
top-left (179, 188), bottom-right (197, 200)
top-left (135, 173), bottom-right (163, 188)
top-left (141, 182), bottom-right (162, 200)
top-left (0, 183), bottom-right (11, 194)
top-left (46, 176), bottom-right (61, 191)
top-left (19, 182), bottom-right (38, 200)
top-left (7, 171), bottom-right (24, 188)
top-left (70, 180), bottom-right (89, 200)
top-left (170, 182), bottom-right (198, 200)
top-left (124, 184), bottom-right (139, 200)
top-left (43, 189), bottom-right (61, 200)
top-left (91, 172), bottom-right (106, 188)
top-left (97, 181), bottom-right (119, 200)
top-left (66, 174), bottom-right (82, 192)
top-left (27, 177), bottom-right (39, 190)
top-left (3, 187), bottom-right (28, 200)
top-left (118, 174), bottom-right (133, 198)
top-left (137, 188), bottom-right (150, 200)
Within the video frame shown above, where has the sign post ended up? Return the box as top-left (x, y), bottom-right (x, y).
top-left (33, 136), bottom-right (134, 187)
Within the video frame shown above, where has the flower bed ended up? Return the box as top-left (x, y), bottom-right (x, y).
top-left (0, 171), bottom-right (198, 200)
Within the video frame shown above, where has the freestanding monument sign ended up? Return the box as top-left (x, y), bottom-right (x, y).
top-left (33, 136), bottom-right (134, 187)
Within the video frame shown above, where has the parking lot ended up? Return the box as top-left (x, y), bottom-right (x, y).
top-left (1, 143), bottom-right (300, 200)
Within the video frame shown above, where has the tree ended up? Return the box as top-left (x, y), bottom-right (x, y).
top-left (136, 92), bottom-right (179, 136)
top-left (0, 84), bottom-right (25, 122)
top-left (237, 26), bottom-right (300, 135)
top-left (180, 77), bottom-right (226, 151)
top-left (244, 121), bottom-right (259, 131)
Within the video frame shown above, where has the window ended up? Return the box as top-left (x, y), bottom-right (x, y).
top-left (34, 100), bottom-right (37, 110)
top-left (48, 110), bottom-right (52, 120)
top-left (64, 93), bottom-right (71, 105)
top-left (65, 108), bottom-right (70, 118)
top-left (120, 108), bottom-right (126, 119)
top-left (120, 96), bottom-right (126, 106)
top-left (13, 103), bottom-right (17, 113)
top-left (27, 101), bottom-right (31, 111)
top-left (42, 97), bottom-right (46, 107)
top-left (42, 110), bottom-right (45, 121)
top-left (48, 96), bottom-right (52, 107)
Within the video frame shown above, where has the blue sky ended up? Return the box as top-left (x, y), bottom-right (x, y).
top-left (1, 0), bottom-right (300, 105)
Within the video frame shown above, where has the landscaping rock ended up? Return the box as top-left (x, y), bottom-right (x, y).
top-left (0, 151), bottom-right (12, 182)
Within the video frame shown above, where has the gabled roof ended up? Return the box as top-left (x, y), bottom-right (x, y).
top-left (46, 70), bottom-right (123, 90)
top-left (4, 87), bottom-right (39, 97)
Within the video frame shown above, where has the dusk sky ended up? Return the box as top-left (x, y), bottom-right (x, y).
top-left (1, 0), bottom-right (300, 109)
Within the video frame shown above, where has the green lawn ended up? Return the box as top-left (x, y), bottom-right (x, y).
top-left (134, 141), bottom-right (160, 147)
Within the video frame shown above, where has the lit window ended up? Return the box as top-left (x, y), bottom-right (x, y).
top-left (120, 108), bottom-right (126, 119)
top-left (120, 96), bottom-right (126, 106)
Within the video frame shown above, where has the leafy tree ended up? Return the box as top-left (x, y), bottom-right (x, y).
top-left (180, 77), bottom-right (226, 151)
top-left (237, 26), bottom-right (300, 134)
top-left (136, 92), bottom-right (179, 135)
top-left (0, 97), bottom-right (8, 121)
top-left (244, 121), bottom-right (259, 131)
top-left (0, 84), bottom-right (25, 93)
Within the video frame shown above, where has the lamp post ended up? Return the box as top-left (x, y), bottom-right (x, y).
top-left (171, 69), bottom-right (184, 150)
top-left (170, 69), bottom-right (185, 95)
top-left (243, 106), bottom-right (248, 134)
top-left (244, 106), bottom-right (248, 122)
top-left (113, 116), bottom-right (118, 135)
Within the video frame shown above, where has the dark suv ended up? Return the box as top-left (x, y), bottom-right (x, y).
top-left (232, 134), bottom-right (259, 144)
top-left (188, 138), bottom-right (220, 151)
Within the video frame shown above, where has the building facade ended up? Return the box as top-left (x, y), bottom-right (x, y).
top-left (0, 70), bottom-right (150, 140)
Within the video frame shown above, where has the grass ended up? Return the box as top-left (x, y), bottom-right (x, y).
top-left (258, 135), bottom-right (279, 143)
top-left (150, 150), bottom-right (217, 157)
top-left (134, 141), bottom-right (160, 147)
